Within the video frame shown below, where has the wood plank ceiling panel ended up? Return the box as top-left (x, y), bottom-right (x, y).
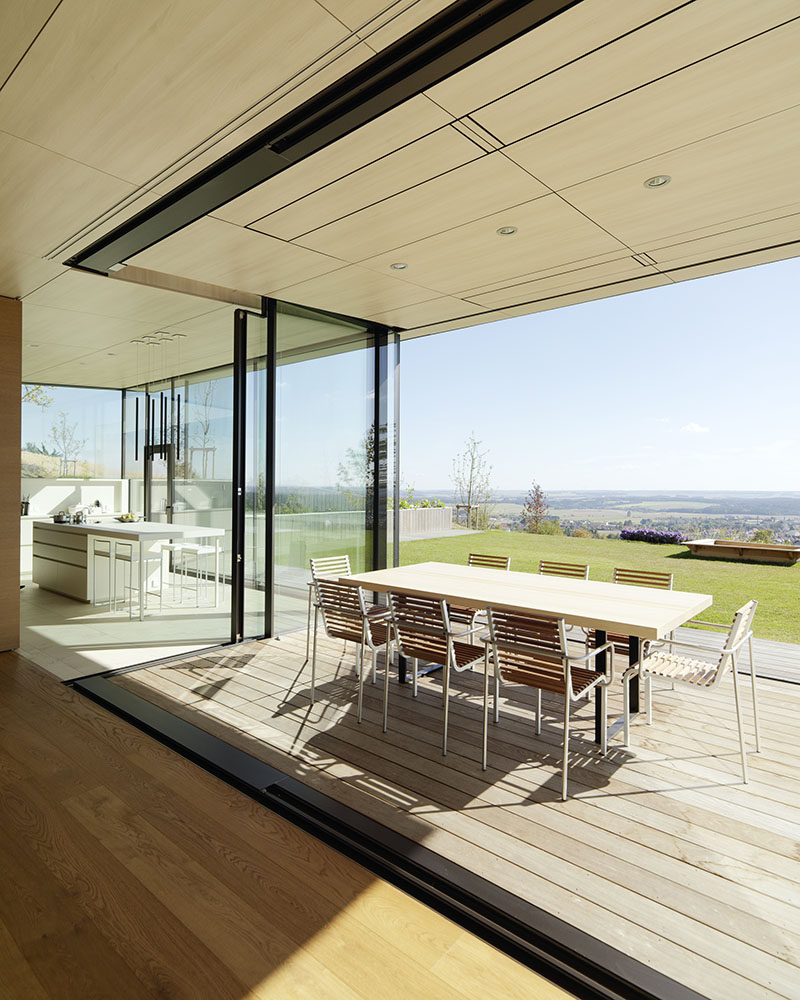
top-left (0, 0), bottom-right (60, 86)
top-left (213, 95), bottom-right (453, 227)
top-left (647, 213), bottom-right (800, 270)
top-left (129, 217), bottom-right (343, 294)
top-left (0, 0), bottom-right (355, 184)
top-left (423, 0), bottom-right (683, 119)
top-left (0, 132), bottom-right (134, 259)
top-left (398, 273), bottom-right (674, 339)
top-left (465, 257), bottom-right (659, 309)
top-left (0, 247), bottom-right (63, 300)
top-left (25, 270), bottom-right (220, 327)
top-left (289, 152), bottom-right (548, 261)
top-left (273, 264), bottom-right (438, 316)
top-left (358, 193), bottom-right (626, 296)
top-left (243, 125), bottom-right (484, 241)
top-left (504, 20), bottom-right (800, 191)
top-left (560, 105), bottom-right (800, 250)
top-left (472, 0), bottom-right (800, 145)
top-left (54, 35), bottom-right (377, 266)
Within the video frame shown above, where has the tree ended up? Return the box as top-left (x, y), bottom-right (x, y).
top-left (49, 411), bottom-right (85, 476)
top-left (337, 424), bottom-right (374, 510)
top-left (572, 527), bottom-right (590, 538)
top-left (751, 528), bottom-right (774, 543)
top-left (22, 384), bottom-right (53, 408)
top-left (522, 480), bottom-right (549, 533)
top-left (451, 433), bottom-right (493, 529)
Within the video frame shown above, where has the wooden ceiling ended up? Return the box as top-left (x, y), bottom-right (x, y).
top-left (3, 0), bottom-right (799, 385)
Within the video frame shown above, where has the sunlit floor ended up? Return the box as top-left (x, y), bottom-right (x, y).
top-left (19, 572), bottom-right (276, 680)
top-left (112, 630), bottom-right (800, 1000)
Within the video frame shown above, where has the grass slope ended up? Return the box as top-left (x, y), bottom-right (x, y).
top-left (400, 531), bottom-right (799, 643)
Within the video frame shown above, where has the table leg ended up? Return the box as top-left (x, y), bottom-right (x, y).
top-left (594, 628), bottom-right (607, 744)
top-left (138, 541), bottom-right (145, 621)
top-left (629, 635), bottom-right (640, 714)
top-left (398, 655), bottom-right (408, 685)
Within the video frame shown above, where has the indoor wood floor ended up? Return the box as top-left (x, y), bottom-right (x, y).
top-left (112, 631), bottom-right (800, 1000)
top-left (0, 652), bottom-right (568, 1000)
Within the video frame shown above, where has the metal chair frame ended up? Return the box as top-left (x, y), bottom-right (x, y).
top-left (384, 592), bottom-right (483, 752)
top-left (623, 600), bottom-right (760, 783)
top-left (482, 608), bottom-right (615, 801)
top-left (311, 578), bottom-right (391, 723)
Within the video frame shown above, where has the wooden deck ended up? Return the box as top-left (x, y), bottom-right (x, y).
top-left (0, 653), bottom-right (565, 1000)
top-left (111, 631), bottom-right (800, 1000)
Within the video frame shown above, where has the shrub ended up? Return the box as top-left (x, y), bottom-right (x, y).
top-left (620, 528), bottom-right (684, 544)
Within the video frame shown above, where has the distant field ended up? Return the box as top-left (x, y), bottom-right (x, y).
top-left (399, 531), bottom-right (799, 643)
top-left (491, 502), bottom-right (723, 522)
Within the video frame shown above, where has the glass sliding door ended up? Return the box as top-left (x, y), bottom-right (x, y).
top-left (272, 302), bottom-right (379, 635)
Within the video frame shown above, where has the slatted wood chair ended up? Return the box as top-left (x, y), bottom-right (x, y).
top-left (587, 567), bottom-right (673, 659)
top-left (623, 600), bottom-right (760, 782)
top-left (384, 592), bottom-right (483, 752)
top-left (449, 552), bottom-right (512, 627)
top-left (306, 555), bottom-right (383, 658)
top-left (538, 559), bottom-right (589, 580)
top-left (311, 579), bottom-right (391, 722)
top-left (482, 609), bottom-right (615, 800)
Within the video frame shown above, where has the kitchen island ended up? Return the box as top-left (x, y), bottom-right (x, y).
top-left (32, 520), bottom-right (224, 618)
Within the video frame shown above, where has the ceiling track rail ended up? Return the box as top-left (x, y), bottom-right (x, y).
top-left (66, 0), bottom-right (584, 276)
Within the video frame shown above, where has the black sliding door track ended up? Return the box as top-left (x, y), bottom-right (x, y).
top-left (69, 672), bottom-right (705, 1000)
top-left (67, 0), bottom-right (584, 275)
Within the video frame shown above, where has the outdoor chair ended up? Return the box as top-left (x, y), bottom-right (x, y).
top-left (449, 552), bottom-right (512, 627)
top-left (311, 579), bottom-right (391, 722)
top-left (587, 567), bottom-right (673, 659)
top-left (622, 599), bottom-right (760, 783)
top-left (482, 609), bottom-right (615, 800)
top-left (538, 559), bottom-right (589, 580)
top-left (305, 555), bottom-right (382, 658)
top-left (538, 560), bottom-right (589, 634)
top-left (384, 592), bottom-right (483, 752)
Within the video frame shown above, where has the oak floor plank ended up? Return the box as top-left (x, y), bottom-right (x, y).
top-left (0, 651), bottom-right (563, 1000)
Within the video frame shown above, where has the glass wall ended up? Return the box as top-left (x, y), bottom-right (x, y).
top-left (22, 384), bottom-right (124, 516)
top-left (272, 303), bottom-right (376, 634)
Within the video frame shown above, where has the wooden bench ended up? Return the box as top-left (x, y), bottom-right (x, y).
top-left (684, 538), bottom-right (800, 564)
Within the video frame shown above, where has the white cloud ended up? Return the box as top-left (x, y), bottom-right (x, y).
top-left (680, 422), bottom-right (710, 434)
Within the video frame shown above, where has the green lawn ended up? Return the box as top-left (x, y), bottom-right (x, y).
top-left (399, 531), bottom-right (800, 643)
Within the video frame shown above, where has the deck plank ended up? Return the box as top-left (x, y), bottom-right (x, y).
top-left (112, 632), bottom-right (800, 1000)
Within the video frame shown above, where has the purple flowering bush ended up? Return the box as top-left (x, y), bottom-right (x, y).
top-left (620, 528), bottom-right (684, 544)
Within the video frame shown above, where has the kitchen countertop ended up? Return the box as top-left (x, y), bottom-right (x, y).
top-left (33, 519), bottom-right (225, 539)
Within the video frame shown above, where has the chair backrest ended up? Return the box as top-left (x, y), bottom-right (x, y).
top-left (315, 579), bottom-right (366, 643)
top-left (709, 600), bottom-right (758, 684)
top-left (387, 592), bottom-right (449, 663)
top-left (613, 567), bottom-right (673, 590)
top-left (468, 552), bottom-right (511, 570)
top-left (539, 559), bottom-right (589, 580)
top-left (485, 609), bottom-right (568, 686)
top-left (310, 555), bottom-right (352, 580)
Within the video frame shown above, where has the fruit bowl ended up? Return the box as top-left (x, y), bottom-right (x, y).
top-left (116, 514), bottom-right (142, 523)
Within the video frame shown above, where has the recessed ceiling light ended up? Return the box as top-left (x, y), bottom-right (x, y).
top-left (390, 262), bottom-right (408, 270)
top-left (27, 343), bottom-right (40, 348)
top-left (644, 174), bottom-right (671, 189)
top-left (496, 226), bottom-right (517, 236)
top-left (108, 263), bottom-right (127, 273)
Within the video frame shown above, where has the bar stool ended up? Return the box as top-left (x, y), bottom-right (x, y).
top-left (177, 541), bottom-right (220, 607)
top-left (113, 540), bottom-right (164, 618)
top-left (90, 537), bottom-right (113, 608)
top-left (161, 541), bottom-right (190, 603)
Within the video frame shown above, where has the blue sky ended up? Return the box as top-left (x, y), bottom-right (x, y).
top-left (401, 257), bottom-right (800, 492)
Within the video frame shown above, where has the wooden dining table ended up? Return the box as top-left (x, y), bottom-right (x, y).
top-left (345, 561), bottom-right (712, 742)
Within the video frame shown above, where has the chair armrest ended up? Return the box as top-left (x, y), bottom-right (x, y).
top-left (686, 618), bottom-right (728, 631)
top-left (449, 623), bottom-right (485, 639)
top-left (568, 641), bottom-right (615, 685)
